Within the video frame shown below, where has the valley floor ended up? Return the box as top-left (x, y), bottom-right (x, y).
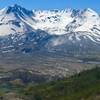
top-left (0, 53), bottom-right (100, 100)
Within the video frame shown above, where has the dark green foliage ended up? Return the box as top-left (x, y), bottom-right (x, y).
top-left (20, 67), bottom-right (100, 100)
top-left (1, 67), bottom-right (100, 100)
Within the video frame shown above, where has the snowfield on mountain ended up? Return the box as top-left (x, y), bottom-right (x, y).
top-left (0, 4), bottom-right (100, 54)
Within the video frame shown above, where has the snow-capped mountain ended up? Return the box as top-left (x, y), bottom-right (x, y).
top-left (0, 4), bottom-right (100, 55)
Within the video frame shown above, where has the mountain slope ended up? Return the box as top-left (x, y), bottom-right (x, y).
top-left (0, 4), bottom-right (100, 54)
top-left (0, 4), bottom-right (34, 36)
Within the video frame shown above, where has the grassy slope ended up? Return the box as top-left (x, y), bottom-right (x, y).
top-left (1, 67), bottom-right (100, 100)
top-left (21, 67), bottom-right (100, 100)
